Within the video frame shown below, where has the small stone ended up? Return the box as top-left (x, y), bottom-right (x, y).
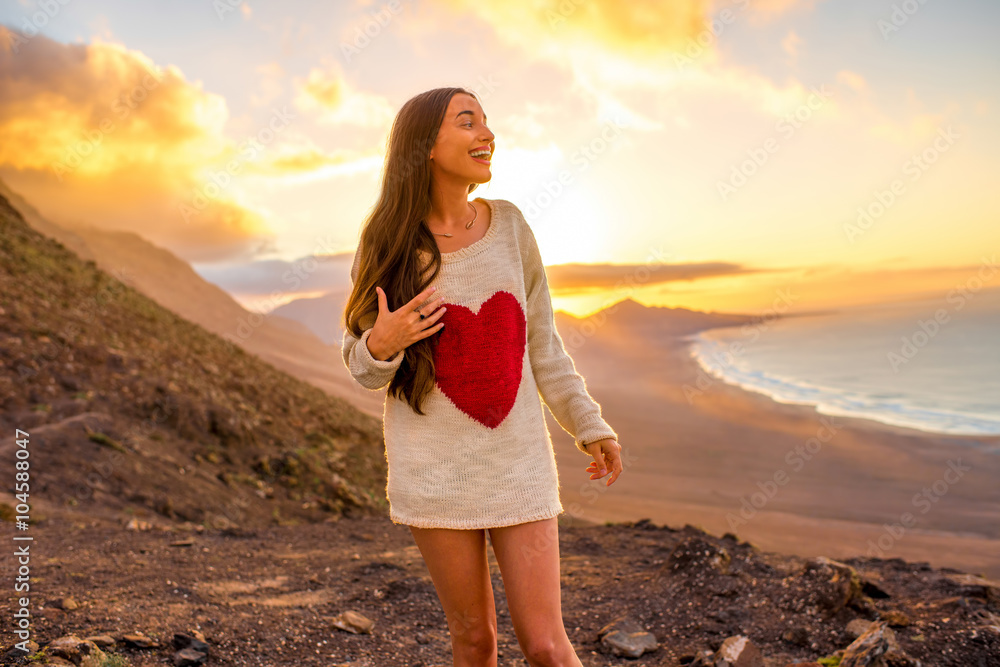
top-left (601, 629), bottom-right (658, 659)
top-left (173, 647), bottom-right (208, 666)
top-left (83, 635), bottom-right (115, 647)
top-left (122, 632), bottom-right (158, 648)
top-left (714, 634), bottom-right (765, 667)
top-left (173, 631), bottom-right (210, 656)
top-left (46, 635), bottom-right (107, 667)
top-left (801, 556), bottom-right (864, 613)
top-left (331, 610), bottom-right (375, 634)
top-left (840, 620), bottom-right (892, 666)
top-left (942, 573), bottom-right (1000, 606)
top-left (597, 616), bottom-right (658, 658)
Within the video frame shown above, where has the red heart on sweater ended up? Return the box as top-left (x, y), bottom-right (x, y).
top-left (433, 290), bottom-right (526, 428)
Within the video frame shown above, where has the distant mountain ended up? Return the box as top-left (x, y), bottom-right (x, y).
top-left (557, 296), bottom-right (756, 339)
top-left (0, 190), bottom-right (390, 530)
top-left (271, 289), bottom-right (350, 346)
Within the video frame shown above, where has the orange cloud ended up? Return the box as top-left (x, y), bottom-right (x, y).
top-left (292, 63), bottom-right (395, 127)
top-left (428, 0), bottom-right (708, 57)
top-left (0, 26), bottom-right (295, 262)
top-left (299, 66), bottom-right (345, 109)
top-left (425, 0), bottom-right (820, 61)
top-left (246, 144), bottom-right (367, 176)
top-left (544, 261), bottom-right (765, 291)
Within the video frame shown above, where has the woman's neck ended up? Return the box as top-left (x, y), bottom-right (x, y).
top-left (427, 185), bottom-right (475, 231)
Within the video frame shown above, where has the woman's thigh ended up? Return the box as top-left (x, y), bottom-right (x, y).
top-left (487, 517), bottom-right (566, 640)
top-left (409, 525), bottom-right (497, 642)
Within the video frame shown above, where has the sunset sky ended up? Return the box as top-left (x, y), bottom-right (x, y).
top-left (1, 0), bottom-right (997, 318)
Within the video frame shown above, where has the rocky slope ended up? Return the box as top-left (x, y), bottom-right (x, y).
top-left (0, 191), bottom-right (390, 531)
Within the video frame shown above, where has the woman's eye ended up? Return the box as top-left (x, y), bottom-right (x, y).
top-left (464, 122), bottom-right (473, 127)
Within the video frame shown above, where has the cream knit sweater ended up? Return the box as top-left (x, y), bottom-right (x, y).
top-left (341, 197), bottom-right (618, 529)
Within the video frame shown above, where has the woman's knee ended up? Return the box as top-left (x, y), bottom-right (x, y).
top-left (521, 633), bottom-right (568, 666)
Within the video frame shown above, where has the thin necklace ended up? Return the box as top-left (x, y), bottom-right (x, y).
top-left (429, 201), bottom-right (477, 237)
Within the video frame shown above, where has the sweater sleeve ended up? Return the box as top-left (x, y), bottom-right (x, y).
top-left (521, 218), bottom-right (619, 456)
top-left (341, 247), bottom-right (405, 391)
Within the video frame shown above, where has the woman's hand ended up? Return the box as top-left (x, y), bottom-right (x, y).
top-left (367, 285), bottom-right (447, 360)
top-left (585, 438), bottom-right (623, 486)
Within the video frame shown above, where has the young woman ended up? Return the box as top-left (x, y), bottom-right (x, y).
top-left (342, 86), bottom-right (623, 667)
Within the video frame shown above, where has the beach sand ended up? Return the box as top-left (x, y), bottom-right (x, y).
top-left (550, 328), bottom-right (1000, 579)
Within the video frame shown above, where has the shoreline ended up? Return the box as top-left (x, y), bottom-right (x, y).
top-left (685, 329), bottom-right (1000, 440)
top-left (553, 330), bottom-right (1000, 579)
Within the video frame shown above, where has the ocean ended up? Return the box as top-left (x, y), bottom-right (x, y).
top-left (687, 286), bottom-right (1000, 437)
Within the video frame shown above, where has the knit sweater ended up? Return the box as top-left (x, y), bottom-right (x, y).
top-left (341, 197), bottom-right (618, 529)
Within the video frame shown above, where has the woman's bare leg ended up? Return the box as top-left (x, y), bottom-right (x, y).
top-left (487, 517), bottom-right (582, 667)
top-left (409, 525), bottom-right (498, 666)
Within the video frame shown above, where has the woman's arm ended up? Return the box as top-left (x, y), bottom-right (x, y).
top-left (341, 248), bottom-right (405, 391)
top-left (521, 219), bottom-right (619, 454)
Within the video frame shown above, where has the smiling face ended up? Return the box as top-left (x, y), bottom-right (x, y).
top-left (429, 92), bottom-right (496, 190)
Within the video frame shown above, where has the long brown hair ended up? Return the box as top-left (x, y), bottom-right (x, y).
top-left (343, 87), bottom-right (482, 415)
